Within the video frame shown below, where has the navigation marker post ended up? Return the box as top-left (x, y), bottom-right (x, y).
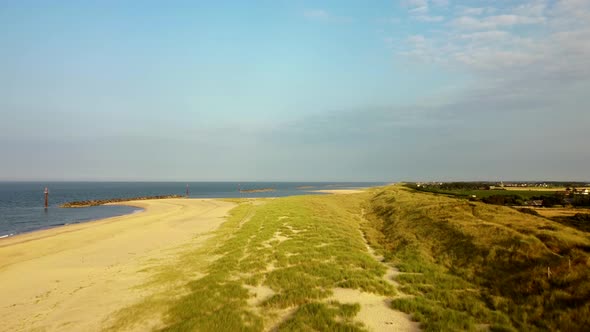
top-left (186, 184), bottom-right (190, 198)
top-left (44, 187), bottom-right (49, 209)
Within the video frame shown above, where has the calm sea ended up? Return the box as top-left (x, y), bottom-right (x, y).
top-left (0, 182), bottom-right (383, 238)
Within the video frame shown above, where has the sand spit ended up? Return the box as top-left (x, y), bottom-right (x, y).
top-left (0, 198), bottom-right (234, 332)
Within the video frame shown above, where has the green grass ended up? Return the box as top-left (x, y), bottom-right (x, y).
top-left (363, 185), bottom-right (590, 331)
top-left (106, 186), bottom-right (590, 331)
top-left (278, 302), bottom-right (365, 331)
top-left (106, 192), bottom-right (396, 331)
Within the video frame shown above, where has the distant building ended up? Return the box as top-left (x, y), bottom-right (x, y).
top-left (525, 200), bottom-right (543, 207)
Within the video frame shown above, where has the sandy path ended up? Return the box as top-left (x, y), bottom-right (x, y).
top-left (0, 198), bottom-right (234, 332)
top-left (327, 210), bottom-right (420, 332)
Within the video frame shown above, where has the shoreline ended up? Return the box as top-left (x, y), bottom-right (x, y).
top-left (0, 187), bottom-right (372, 241)
top-left (0, 204), bottom-right (145, 241)
top-left (0, 200), bottom-right (153, 262)
top-left (0, 198), bottom-right (236, 331)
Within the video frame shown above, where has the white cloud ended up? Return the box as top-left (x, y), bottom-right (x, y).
top-left (452, 14), bottom-right (545, 30)
top-left (432, 0), bottom-right (449, 7)
top-left (459, 7), bottom-right (486, 16)
top-left (459, 30), bottom-right (510, 41)
top-left (304, 9), bottom-right (329, 19)
top-left (512, 1), bottom-right (546, 17)
top-left (409, 6), bottom-right (429, 14)
top-left (396, 0), bottom-right (590, 77)
top-left (413, 15), bottom-right (445, 22)
top-left (370, 1), bottom-right (590, 178)
top-left (402, 0), bottom-right (428, 7)
top-left (303, 9), bottom-right (353, 23)
top-left (407, 34), bottom-right (426, 44)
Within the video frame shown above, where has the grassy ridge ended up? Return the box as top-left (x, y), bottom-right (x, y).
top-left (107, 193), bottom-right (395, 331)
top-left (363, 186), bottom-right (590, 331)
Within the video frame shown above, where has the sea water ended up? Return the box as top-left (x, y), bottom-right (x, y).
top-left (0, 182), bottom-right (383, 237)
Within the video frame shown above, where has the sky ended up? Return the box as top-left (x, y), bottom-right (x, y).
top-left (0, 0), bottom-right (589, 182)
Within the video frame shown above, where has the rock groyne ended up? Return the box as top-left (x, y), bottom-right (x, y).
top-left (60, 195), bottom-right (184, 208)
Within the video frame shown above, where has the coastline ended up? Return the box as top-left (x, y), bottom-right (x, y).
top-left (0, 204), bottom-right (145, 242)
top-left (0, 198), bottom-right (236, 331)
top-left (0, 187), bottom-right (372, 241)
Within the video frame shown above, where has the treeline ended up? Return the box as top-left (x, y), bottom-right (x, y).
top-left (406, 183), bottom-right (590, 207)
top-left (479, 194), bottom-right (590, 207)
top-left (551, 214), bottom-right (590, 232)
top-left (412, 182), bottom-right (493, 191)
top-left (411, 182), bottom-right (589, 191)
top-left (481, 195), bottom-right (522, 205)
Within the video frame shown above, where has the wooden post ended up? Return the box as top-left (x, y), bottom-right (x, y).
top-left (186, 184), bottom-right (189, 198)
top-left (44, 187), bottom-right (49, 208)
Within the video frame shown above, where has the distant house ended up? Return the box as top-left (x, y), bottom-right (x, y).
top-left (525, 200), bottom-right (543, 207)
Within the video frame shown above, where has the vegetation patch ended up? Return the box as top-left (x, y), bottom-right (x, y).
top-left (277, 301), bottom-right (365, 331)
top-left (551, 213), bottom-right (590, 233)
top-left (107, 193), bottom-right (399, 331)
top-left (363, 185), bottom-right (590, 331)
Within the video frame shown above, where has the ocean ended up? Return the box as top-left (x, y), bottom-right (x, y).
top-left (0, 181), bottom-right (383, 238)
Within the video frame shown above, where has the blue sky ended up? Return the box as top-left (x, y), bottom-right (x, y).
top-left (1, 1), bottom-right (589, 181)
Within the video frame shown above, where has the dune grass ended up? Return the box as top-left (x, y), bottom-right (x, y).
top-left (106, 193), bottom-right (396, 331)
top-left (362, 185), bottom-right (590, 331)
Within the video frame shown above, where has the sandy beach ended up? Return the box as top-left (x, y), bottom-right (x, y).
top-left (0, 198), bottom-right (235, 332)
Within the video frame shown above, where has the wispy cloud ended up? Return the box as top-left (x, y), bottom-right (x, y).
top-left (431, 0), bottom-right (449, 7)
top-left (456, 6), bottom-right (494, 16)
top-left (451, 14), bottom-right (545, 30)
top-left (413, 15), bottom-right (445, 22)
top-left (402, 0), bottom-right (449, 23)
top-left (363, 0), bottom-right (590, 179)
top-left (409, 6), bottom-right (429, 15)
top-left (303, 9), bottom-right (353, 23)
top-left (402, 0), bottom-right (428, 7)
top-left (394, 0), bottom-right (589, 75)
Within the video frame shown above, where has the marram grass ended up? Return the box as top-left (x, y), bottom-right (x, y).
top-left (106, 192), bottom-right (394, 331)
top-left (363, 185), bottom-right (590, 332)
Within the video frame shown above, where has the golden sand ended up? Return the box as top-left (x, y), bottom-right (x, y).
top-left (0, 198), bottom-right (234, 332)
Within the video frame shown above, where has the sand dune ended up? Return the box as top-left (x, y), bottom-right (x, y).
top-left (0, 198), bottom-right (234, 332)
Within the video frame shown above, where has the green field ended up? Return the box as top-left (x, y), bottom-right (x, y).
top-left (414, 187), bottom-right (555, 199)
top-left (106, 186), bottom-right (590, 331)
